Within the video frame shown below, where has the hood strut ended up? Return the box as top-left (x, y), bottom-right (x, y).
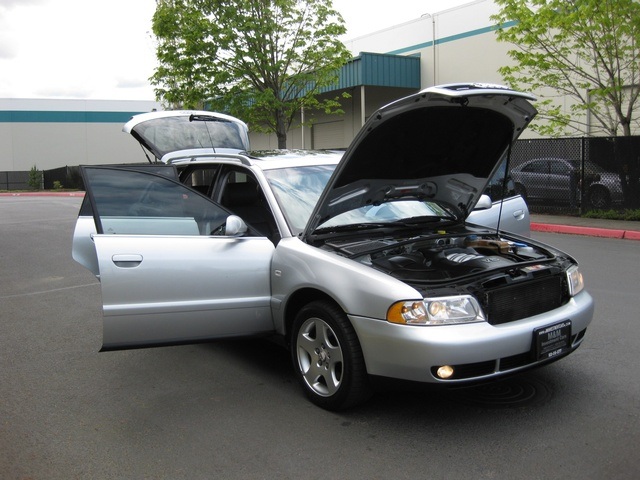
top-left (496, 139), bottom-right (514, 235)
top-left (140, 144), bottom-right (155, 164)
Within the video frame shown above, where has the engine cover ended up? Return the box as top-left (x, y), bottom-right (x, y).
top-left (370, 246), bottom-right (516, 281)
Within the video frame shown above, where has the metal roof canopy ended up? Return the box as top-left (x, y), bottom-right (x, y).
top-left (324, 52), bottom-right (421, 92)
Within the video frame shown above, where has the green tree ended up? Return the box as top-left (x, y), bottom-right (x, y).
top-left (151, 0), bottom-right (351, 148)
top-left (492, 0), bottom-right (640, 136)
top-left (28, 165), bottom-right (42, 190)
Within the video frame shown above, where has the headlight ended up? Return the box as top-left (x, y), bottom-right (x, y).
top-left (566, 265), bottom-right (584, 296)
top-left (388, 295), bottom-right (486, 325)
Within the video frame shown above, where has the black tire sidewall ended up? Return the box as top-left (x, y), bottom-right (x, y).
top-left (587, 186), bottom-right (610, 209)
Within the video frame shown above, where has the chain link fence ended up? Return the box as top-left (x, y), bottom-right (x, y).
top-left (510, 136), bottom-right (640, 214)
top-left (42, 166), bottom-right (83, 190)
top-left (0, 166), bottom-right (82, 191)
top-left (0, 171), bottom-right (30, 190)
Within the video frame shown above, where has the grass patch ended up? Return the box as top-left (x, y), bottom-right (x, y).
top-left (582, 209), bottom-right (640, 221)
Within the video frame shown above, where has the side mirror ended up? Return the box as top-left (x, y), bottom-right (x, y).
top-left (474, 194), bottom-right (493, 211)
top-left (224, 215), bottom-right (248, 236)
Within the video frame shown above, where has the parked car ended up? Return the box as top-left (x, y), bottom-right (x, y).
top-left (73, 84), bottom-right (593, 410)
top-left (511, 157), bottom-right (623, 209)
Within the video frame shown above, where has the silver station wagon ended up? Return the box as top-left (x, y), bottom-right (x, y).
top-left (73, 84), bottom-right (594, 410)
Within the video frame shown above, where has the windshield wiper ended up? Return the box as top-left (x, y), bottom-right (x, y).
top-left (314, 223), bottom-right (392, 234)
top-left (188, 114), bottom-right (231, 123)
top-left (396, 215), bottom-right (455, 225)
top-left (314, 216), bottom-right (452, 234)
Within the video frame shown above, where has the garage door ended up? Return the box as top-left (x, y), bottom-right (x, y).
top-left (312, 120), bottom-right (344, 149)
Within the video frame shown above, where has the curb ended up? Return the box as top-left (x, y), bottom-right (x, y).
top-left (0, 191), bottom-right (85, 197)
top-left (531, 222), bottom-right (640, 241)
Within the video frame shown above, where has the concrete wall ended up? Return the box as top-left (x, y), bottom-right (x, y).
top-left (0, 99), bottom-right (161, 172)
top-left (262, 0), bottom-right (524, 150)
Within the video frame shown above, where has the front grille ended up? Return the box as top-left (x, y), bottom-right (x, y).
top-left (485, 275), bottom-right (564, 325)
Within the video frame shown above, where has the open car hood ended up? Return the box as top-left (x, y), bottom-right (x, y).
top-left (304, 84), bottom-right (537, 237)
top-left (123, 110), bottom-right (250, 162)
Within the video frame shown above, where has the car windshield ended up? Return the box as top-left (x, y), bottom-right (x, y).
top-left (317, 200), bottom-right (454, 232)
top-left (264, 165), bottom-right (335, 234)
top-left (264, 165), bottom-right (455, 235)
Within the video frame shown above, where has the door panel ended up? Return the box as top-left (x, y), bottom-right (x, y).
top-left (94, 235), bottom-right (274, 350)
top-left (522, 160), bottom-right (549, 200)
top-left (468, 196), bottom-right (530, 236)
top-left (72, 214), bottom-right (100, 276)
top-left (78, 166), bottom-right (275, 350)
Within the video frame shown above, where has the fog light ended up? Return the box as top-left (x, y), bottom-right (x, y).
top-left (436, 365), bottom-right (455, 379)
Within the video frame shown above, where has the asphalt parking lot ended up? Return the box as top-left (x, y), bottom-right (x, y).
top-left (1, 196), bottom-right (639, 479)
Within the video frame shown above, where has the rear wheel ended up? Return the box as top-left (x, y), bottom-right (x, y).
top-left (587, 185), bottom-right (611, 209)
top-left (291, 301), bottom-right (372, 410)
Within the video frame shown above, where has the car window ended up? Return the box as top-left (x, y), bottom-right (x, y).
top-left (550, 161), bottom-right (570, 175)
top-left (80, 164), bottom-right (178, 216)
top-left (132, 116), bottom-right (248, 158)
top-left (483, 159), bottom-right (516, 201)
top-left (522, 160), bottom-right (548, 173)
top-left (217, 167), bottom-right (279, 241)
top-left (179, 165), bottom-right (221, 196)
top-left (82, 166), bottom-right (230, 236)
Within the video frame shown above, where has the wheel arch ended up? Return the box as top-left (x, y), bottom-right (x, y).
top-left (283, 288), bottom-right (344, 346)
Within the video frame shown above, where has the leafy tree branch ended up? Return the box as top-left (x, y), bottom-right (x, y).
top-left (151, 0), bottom-right (351, 148)
top-left (492, 0), bottom-right (640, 137)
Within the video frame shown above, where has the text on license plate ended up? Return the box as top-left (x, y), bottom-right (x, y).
top-left (534, 320), bottom-right (572, 361)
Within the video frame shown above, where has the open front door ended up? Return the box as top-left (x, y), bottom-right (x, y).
top-left (77, 166), bottom-right (274, 350)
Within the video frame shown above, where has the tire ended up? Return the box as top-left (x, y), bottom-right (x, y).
top-left (291, 301), bottom-right (372, 410)
top-left (587, 185), bottom-right (611, 209)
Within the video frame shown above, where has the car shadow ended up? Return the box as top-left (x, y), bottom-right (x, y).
top-left (195, 337), bottom-right (559, 417)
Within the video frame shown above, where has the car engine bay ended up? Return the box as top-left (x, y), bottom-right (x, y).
top-left (322, 230), bottom-right (574, 326)
top-left (325, 232), bottom-right (548, 278)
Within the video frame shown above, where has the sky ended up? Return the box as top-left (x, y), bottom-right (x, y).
top-left (0, 0), bottom-right (471, 101)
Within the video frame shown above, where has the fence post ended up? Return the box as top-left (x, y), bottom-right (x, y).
top-left (580, 137), bottom-right (586, 215)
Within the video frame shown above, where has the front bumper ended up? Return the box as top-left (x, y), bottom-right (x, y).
top-left (350, 290), bottom-right (594, 384)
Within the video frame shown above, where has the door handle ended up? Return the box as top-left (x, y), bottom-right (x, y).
top-left (512, 209), bottom-right (525, 221)
top-left (112, 254), bottom-right (143, 268)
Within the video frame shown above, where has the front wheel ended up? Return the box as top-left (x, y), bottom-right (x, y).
top-left (291, 301), bottom-right (372, 410)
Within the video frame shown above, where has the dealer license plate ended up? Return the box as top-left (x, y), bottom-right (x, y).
top-left (534, 320), bottom-right (572, 361)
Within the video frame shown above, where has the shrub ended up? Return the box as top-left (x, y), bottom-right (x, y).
top-left (583, 209), bottom-right (640, 221)
top-left (27, 165), bottom-right (42, 190)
